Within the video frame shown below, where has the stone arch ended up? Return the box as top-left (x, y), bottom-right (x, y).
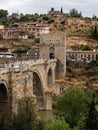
top-left (47, 68), bottom-right (53, 88)
top-left (49, 47), bottom-right (55, 59)
top-left (0, 79), bottom-right (8, 96)
top-left (33, 70), bottom-right (44, 109)
top-left (0, 79), bottom-right (9, 119)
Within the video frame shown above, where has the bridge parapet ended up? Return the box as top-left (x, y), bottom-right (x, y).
top-left (0, 68), bottom-right (9, 74)
top-left (0, 59), bottom-right (57, 74)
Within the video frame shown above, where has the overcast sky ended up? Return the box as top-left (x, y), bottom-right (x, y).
top-left (0, 0), bottom-right (98, 17)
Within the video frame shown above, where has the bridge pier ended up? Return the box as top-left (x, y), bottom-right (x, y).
top-left (44, 92), bottom-right (53, 110)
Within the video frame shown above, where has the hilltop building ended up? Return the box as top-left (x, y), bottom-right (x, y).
top-left (48, 7), bottom-right (64, 17)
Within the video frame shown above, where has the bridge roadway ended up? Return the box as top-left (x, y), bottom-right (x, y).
top-left (0, 59), bottom-right (58, 119)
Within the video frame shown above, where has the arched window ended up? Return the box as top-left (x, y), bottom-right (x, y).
top-left (49, 47), bottom-right (55, 59)
top-left (0, 83), bottom-right (8, 119)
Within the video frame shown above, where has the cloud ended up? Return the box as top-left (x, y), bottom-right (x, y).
top-left (0, 0), bottom-right (98, 17)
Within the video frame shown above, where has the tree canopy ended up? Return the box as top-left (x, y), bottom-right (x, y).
top-left (69, 9), bottom-right (82, 17)
top-left (0, 9), bottom-right (8, 18)
top-left (53, 87), bottom-right (98, 129)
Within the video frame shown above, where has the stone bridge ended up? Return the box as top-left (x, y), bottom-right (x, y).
top-left (0, 59), bottom-right (61, 119)
top-left (0, 33), bottom-right (66, 119)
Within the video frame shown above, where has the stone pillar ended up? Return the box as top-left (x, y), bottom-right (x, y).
top-left (45, 92), bottom-right (53, 110)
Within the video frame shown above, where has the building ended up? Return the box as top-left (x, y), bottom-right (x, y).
top-left (66, 50), bottom-right (98, 61)
top-left (48, 8), bottom-right (64, 17)
top-left (0, 25), bottom-right (4, 29)
top-left (27, 46), bottom-right (39, 60)
top-left (0, 22), bottom-right (49, 39)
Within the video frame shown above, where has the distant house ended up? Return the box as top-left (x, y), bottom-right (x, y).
top-left (13, 22), bottom-right (49, 34)
top-left (66, 50), bottom-right (98, 61)
top-left (26, 23), bottom-right (49, 34)
top-left (12, 31), bottom-right (28, 40)
top-left (48, 8), bottom-right (64, 17)
top-left (27, 47), bottom-right (39, 60)
top-left (0, 22), bottom-right (49, 40)
top-left (0, 28), bottom-right (14, 39)
top-left (0, 28), bottom-right (28, 40)
top-left (0, 25), bottom-right (4, 29)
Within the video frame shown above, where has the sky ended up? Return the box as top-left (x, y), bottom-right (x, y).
top-left (0, 0), bottom-right (98, 17)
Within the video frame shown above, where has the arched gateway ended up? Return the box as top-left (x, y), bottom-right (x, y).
top-left (0, 80), bottom-right (12, 119)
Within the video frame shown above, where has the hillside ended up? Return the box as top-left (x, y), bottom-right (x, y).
top-left (1, 15), bottom-right (98, 50)
top-left (0, 16), bottom-right (98, 90)
top-left (45, 17), bottom-right (98, 49)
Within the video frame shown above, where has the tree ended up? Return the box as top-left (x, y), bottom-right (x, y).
top-left (0, 99), bottom-right (41, 130)
top-left (69, 9), bottom-right (82, 17)
top-left (51, 7), bottom-right (54, 11)
top-left (43, 120), bottom-right (71, 130)
top-left (88, 25), bottom-right (98, 39)
top-left (0, 9), bottom-right (8, 18)
top-left (1, 117), bottom-right (14, 130)
top-left (92, 14), bottom-right (97, 20)
top-left (80, 45), bottom-right (92, 51)
top-left (85, 91), bottom-right (98, 130)
top-left (12, 109), bottom-right (35, 130)
top-left (61, 7), bottom-right (63, 13)
top-left (53, 88), bottom-right (91, 129)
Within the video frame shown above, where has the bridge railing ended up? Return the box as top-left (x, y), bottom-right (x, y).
top-left (0, 59), bottom-right (57, 74)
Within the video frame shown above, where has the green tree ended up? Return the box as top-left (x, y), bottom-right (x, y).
top-left (12, 109), bottom-right (35, 130)
top-left (51, 7), bottom-right (54, 11)
top-left (35, 38), bottom-right (40, 43)
top-left (61, 7), bottom-right (63, 13)
top-left (43, 120), bottom-right (71, 130)
top-left (92, 14), bottom-right (97, 20)
top-left (69, 9), bottom-right (82, 17)
top-left (1, 117), bottom-right (14, 130)
top-left (0, 9), bottom-right (8, 18)
top-left (53, 88), bottom-right (91, 129)
top-left (42, 16), bottom-right (49, 21)
top-left (80, 45), bottom-right (92, 51)
top-left (88, 25), bottom-right (98, 39)
top-left (85, 91), bottom-right (98, 130)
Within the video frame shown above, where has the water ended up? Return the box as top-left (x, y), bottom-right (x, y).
top-left (39, 110), bottom-right (54, 121)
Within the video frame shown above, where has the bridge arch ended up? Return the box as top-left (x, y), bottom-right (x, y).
top-left (47, 68), bottom-right (53, 88)
top-left (0, 79), bottom-right (9, 98)
top-left (32, 70), bottom-right (45, 109)
top-left (0, 79), bottom-right (9, 119)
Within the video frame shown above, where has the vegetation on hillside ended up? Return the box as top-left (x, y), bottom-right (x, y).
top-left (0, 8), bottom-right (98, 37)
top-left (88, 25), bottom-right (98, 39)
top-left (53, 88), bottom-right (98, 130)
